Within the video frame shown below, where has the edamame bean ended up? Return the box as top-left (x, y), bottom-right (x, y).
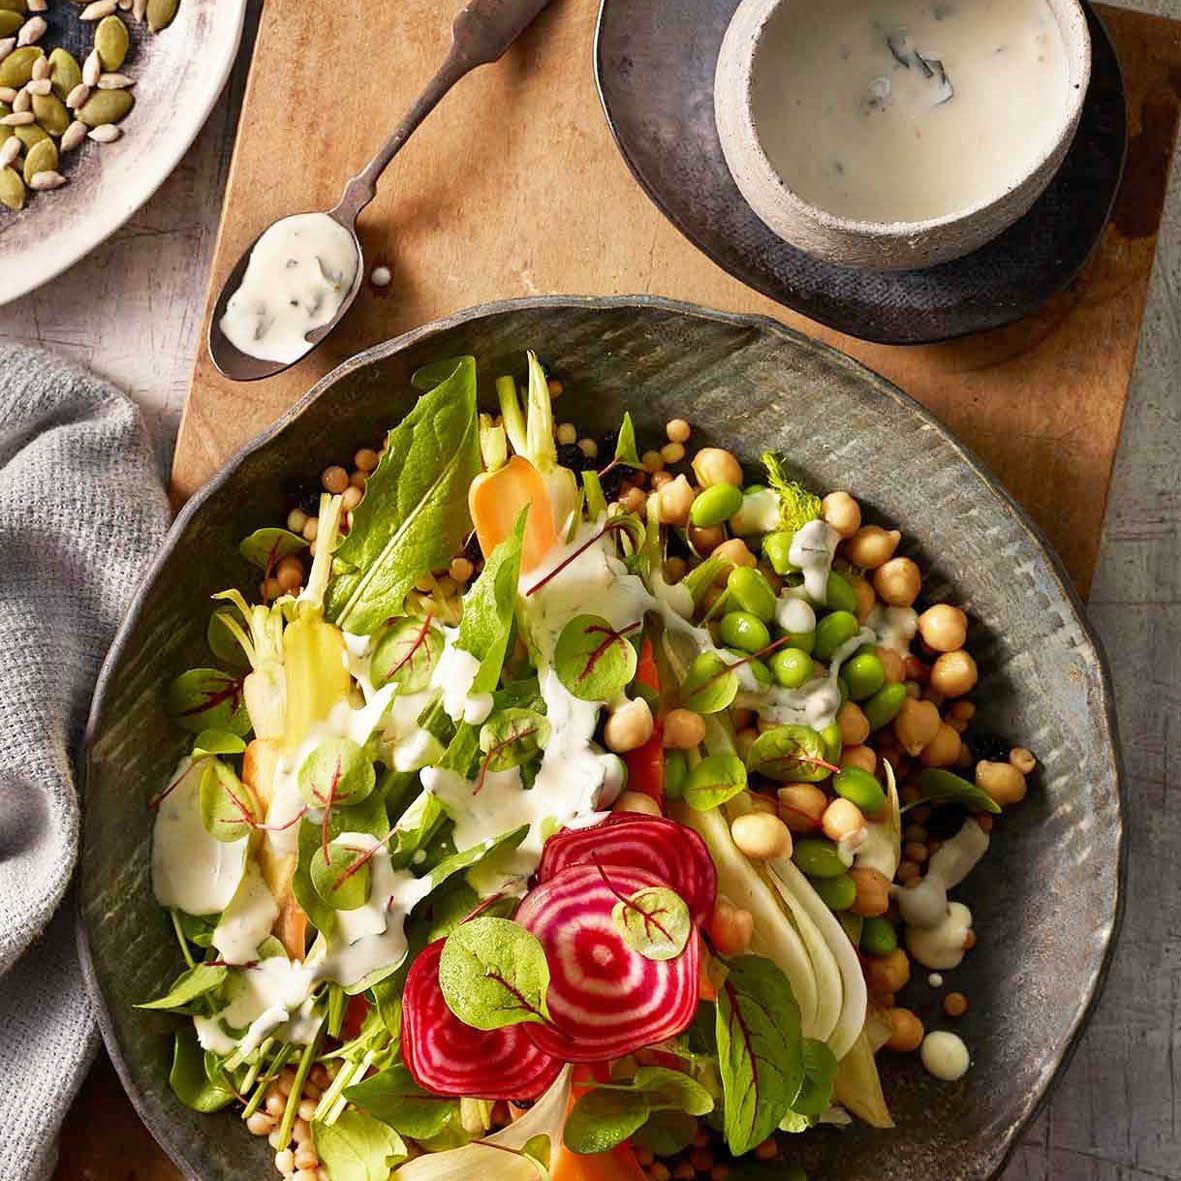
top-left (769, 646), bottom-right (813, 689)
top-left (834, 767), bottom-right (887, 814)
top-left (788, 628), bottom-right (816, 655)
top-left (820, 721), bottom-right (843, 763)
top-left (727, 565), bottom-right (777, 621)
top-left (793, 837), bottom-right (847, 879)
top-left (825, 571), bottom-right (859, 614)
top-left (663, 749), bottom-right (688, 801)
top-left (860, 916), bottom-right (899, 956)
top-left (864, 681), bottom-right (908, 730)
top-left (813, 872), bottom-right (857, 911)
top-left (843, 650), bottom-right (885, 701)
top-left (689, 482), bottom-right (744, 528)
top-left (814, 610), bottom-right (859, 660)
top-left (720, 610), bottom-right (770, 654)
top-left (762, 531), bottom-right (797, 575)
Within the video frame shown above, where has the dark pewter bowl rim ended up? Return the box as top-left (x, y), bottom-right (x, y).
top-left (78, 294), bottom-right (1127, 1181)
top-left (591, 1), bottom-right (1128, 346)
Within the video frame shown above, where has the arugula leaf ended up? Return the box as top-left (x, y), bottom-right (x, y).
top-left (614, 412), bottom-right (642, 469)
top-left (917, 768), bottom-right (1002, 814)
top-left (790, 1038), bottom-right (838, 1117)
top-left (716, 954), bottom-right (805, 1155)
top-left (371, 617), bottom-right (444, 693)
top-left (345, 1062), bottom-right (458, 1140)
top-left (612, 886), bottom-right (692, 962)
top-left (680, 652), bottom-right (739, 715)
top-left (239, 527), bottom-right (308, 572)
top-left (166, 668), bottom-right (250, 735)
top-left (746, 725), bottom-right (833, 784)
top-left (564, 1088), bottom-right (649, 1154)
top-left (138, 963), bottom-right (228, 1012)
top-left (437, 916), bottom-right (550, 1030)
top-left (684, 754), bottom-right (747, 811)
top-left (312, 1109), bottom-right (407, 1181)
top-left (553, 614), bottom-right (640, 702)
top-left (478, 709), bottom-right (551, 772)
top-left (326, 357), bottom-right (481, 634)
top-left (168, 1028), bottom-right (235, 1112)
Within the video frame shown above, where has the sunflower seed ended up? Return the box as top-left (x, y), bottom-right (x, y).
top-left (87, 120), bottom-right (119, 142)
top-left (0, 109), bottom-right (33, 124)
top-left (132, 0), bottom-right (145, 19)
top-left (10, 86), bottom-right (27, 110)
top-left (65, 82), bottom-right (88, 108)
top-left (60, 118), bottom-right (85, 149)
top-left (30, 53), bottom-right (48, 80)
top-left (0, 134), bottom-right (18, 166)
top-left (96, 72), bottom-right (131, 89)
top-left (27, 0), bottom-right (46, 10)
top-left (81, 48), bottom-right (100, 86)
top-left (0, 39), bottom-right (14, 66)
top-left (79, 0), bottom-right (116, 18)
top-left (0, 85), bottom-right (13, 102)
top-left (25, 76), bottom-right (47, 94)
top-left (16, 16), bottom-right (44, 44)
top-left (28, 167), bottom-right (63, 189)
top-left (116, 0), bottom-right (131, 7)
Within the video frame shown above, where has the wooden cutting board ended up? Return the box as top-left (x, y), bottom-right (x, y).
top-left (60, 5), bottom-right (1180, 1180)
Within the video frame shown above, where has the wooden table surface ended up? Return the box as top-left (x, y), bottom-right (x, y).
top-left (0, 2), bottom-right (1178, 1180)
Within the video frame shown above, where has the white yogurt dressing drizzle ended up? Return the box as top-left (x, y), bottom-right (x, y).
top-left (194, 957), bottom-right (319, 1056)
top-left (788, 519), bottom-right (840, 603)
top-left (212, 859), bottom-right (279, 966)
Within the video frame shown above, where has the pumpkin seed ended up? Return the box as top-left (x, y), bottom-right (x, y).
top-left (13, 119), bottom-right (45, 147)
top-left (76, 85), bottom-right (131, 126)
top-left (20, 130), bottom-right (51, 181)
top-left (95, 14), bottom-right (128, 70)
top-left (0, 163), bottom-right (24, 210)
top-left (146, 0), bottom-right (177, 33)
top-left (48, 47), bottom-right (80, 100)
top-left (0, 11), bottom-right (21, 35)
top-left (0, 0), bottom-right (27, 14)
top-left (0, 45), bottom-right (40, 88)
top-left (31, 89), bottom-right (65, 134)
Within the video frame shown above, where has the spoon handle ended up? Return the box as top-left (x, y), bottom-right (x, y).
top-left (333, 0), bottom-right (554, 221)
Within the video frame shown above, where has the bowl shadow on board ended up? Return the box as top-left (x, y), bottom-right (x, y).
top-left (79, 296), bottom-right (1124, 1181)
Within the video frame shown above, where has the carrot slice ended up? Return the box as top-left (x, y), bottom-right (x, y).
top-left (625, 640), bottom-right (664, 803)
top-left (552, 1145), bottom-right (648, 1181)
top-left (469, 456), bottom-right (557, 573)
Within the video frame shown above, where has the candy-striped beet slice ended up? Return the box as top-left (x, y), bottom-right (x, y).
top-left (536, 813), bottom-right (717, 926)
top-left (402, 940), bottom-right (565, 1100)
top-left (516, 864), bottom-right (700, 1063)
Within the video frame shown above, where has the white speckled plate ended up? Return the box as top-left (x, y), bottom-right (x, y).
top-left (0, 0), bottom-right (245, 305)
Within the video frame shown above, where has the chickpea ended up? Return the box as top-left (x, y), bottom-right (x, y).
top-left (321, 465), bottom-right (349, 494)
top-left (747, 792), bottom-right (777, 815)
top-left (247, 1112), bottom-right (275, 1136)
top-left (656, 475), bottom-right (696, 526)
top-left (708, 898), bottom-right (755, 955)
top-left (275, 555), bottom-right (304, 593)
top-left (849, 573), bottom-right (876, 622)
top-left (666, 418), bottom-right (692, 444)
top-left (840, 744), bottom-right (877, 775)
top-left (661, 441), bottom-right (686, 465)
top-left (777, 783), bottom-right (828, 832)
top-left (845, 525), bottom-right (901, 569)
top-left (1010, 746), bottom-right (1037, 774)
top-left (261, 577), bottom-right (282, 601)
top-left (642, 449), bottom-right (665, 473)
top-left (822, 797), bottom-right (866, 842)
top-left (963, 929), bottom-right (977, 951)
top-left (735, 726), bottom-right (759, 762)
top-left (920, 723), bottom-right (962, 768)
top-left (341, 484), bottom-right (364, 512)
top-left (820, 490), bottom-right (861, 538)
top-left (275, 1150), bottom-right (296, 1175)
top-left (578, 438), bottom-right (599, 460)
top-left (688, 524), bottom-right (726, 555)
top-left (614, 790), bottom-right (662, 816)
top-left (903, 841), bottom-right (928, 864)
top-left (651, 470), bottom-right (673, 490)
top-left (897, 860), bottom-right (922, 884)
top-left (663, 708), bottom-right (707, 750)
top-left (448, 557), bottom-right (473, 583)
top-left (731, 812), bottom-right (793, 861)
top-left (349, 470), bottom-right (367, 490)
top-left (294, 1149), bottom-right (319, 1171)
top-left (837, 700), bottom-right (871, 747)
top-left (944, 992), bottom-right (969, 1018)
top-left (917, 604), bottom-right (968, 653)
top-left (713, 537), bottom-right (757, 572)
top-left (619, 486), bottom-right (647, 515)
top-left (353, 447), bottom-right (379, 473)
top-left (905, 654), bottom-right (929, 683)
top-left (286, 508), bottom-right (309, 534)
top-left (929, 649), bottom-right (978, 697)
top-left (873, 557), bottom-right (922, 607)
top-left (301, 516), bottom-right (319, 542)
top-left (692, 446), bottom-right (743, 488)
top-left (894, 697), bottom-right (942, 756)
top-left (849, 867), bottom-right (891, 917)
top-left (663, 555), bottom-right (687, 583)
top-left (874, 644), bottom-right (904, 684)
top-left (864, 947), bottom-right (911, 994)
top-left (976, 759), bottom-right (1027, 806)
top-left (603, 697), bottom-right (654, 753)
top-left (547, 378), bottom-right (564, 398)
top-left (885, 1008), bottom-right (925, 1052)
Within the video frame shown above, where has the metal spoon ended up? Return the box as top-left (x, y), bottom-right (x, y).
top-left (208, 0), bottom-right (555, 382)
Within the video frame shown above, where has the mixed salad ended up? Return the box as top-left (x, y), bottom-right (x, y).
top-left (145, 353), bottom-right (1036, 1181)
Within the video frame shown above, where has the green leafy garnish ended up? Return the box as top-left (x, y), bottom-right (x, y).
top-left (684, 753), bottom-right (748, 811)
top-left (633, 1110), bottom-right (699, 1155)
top-left (312, 1109), bottom-right (407, 1181)
top-left (344, 1062), bottom-right (458, 1140)
top-left (423, 825), bottom-right (529, 893)
top-left (746, 725), bottom-right (836, 784)
top-left (370, 616), bottom-right (444, 692)
top-left (612, 885), bottom-right (691, 961)
top-left (478, 708), bottom-right (551, 773)
top-left (297, 738), bottom-right (376, 809)
top-left (326, 357), bottom-right (481, 634)
top-left (168, 1027), bottom-right (235, 1112)
top-left (553, 614), bottom-right (640, 702)
top-left (166, 668), bottom-right (250, 736)
top-left (437, 916), bottom-right (550, 1030)
top-left (191, 729), bottom-right (247, 759)
top-left (680, 651), bottom-right (739, 715)
top-left (762, 453), bottom-right (821, 534)
top-left (239, 526), bottom-right (308, 572)
top-left (791, 1038), bottom-right (839, 1117)
top-left (311, 841), bottom-right (373, 911)
top-left (716, 955), bottom-right (805, 1155)
top-left (916, 768), bottom-right (1002, 814)
top-left (138, 963), bottom-right (227, 1013)
top-left (564, 1089), bottom-right (649, 1155)
top-left (207, 607), bottom-right (249, 669)
top-left (614, 412), bottom-right (642, 469)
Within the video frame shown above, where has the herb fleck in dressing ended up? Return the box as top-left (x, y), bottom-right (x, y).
top-left (220, 213), bottom-right (359, 365)
top-left (751, 0), bottom-right (1070, 222)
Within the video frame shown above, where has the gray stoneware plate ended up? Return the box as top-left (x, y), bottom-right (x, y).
top-left (80, 296), bottom-right (1124, 1181)
top-left (594, 1), bottom-right (1127, 344)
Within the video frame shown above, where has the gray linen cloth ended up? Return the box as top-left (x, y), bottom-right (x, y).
top-left (0, 347), bottom-right (169, 1179)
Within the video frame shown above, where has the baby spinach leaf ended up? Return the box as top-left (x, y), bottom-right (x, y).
top-left (716, 954), bottom-right (804, 1155)
top-left (633, 1110), bottom-right (699, 1156)
top-left (564, 1087), bottom-right (649, 1155)
top-left (192, 729), bottom-right (247, 759)
top-left (168, 1028), bottom-right (235, 1113)
top-left (345, 1062), bottom-right (458, 1140)
top-left (423, 824), bottom-right (529, 893)
top-left (554, 614), bottom-right (640, 702)
top-left (312, 1108), bottom-right (407, 1181)
top-left (166, 668), bottom-right (250, 736)
top-left (437, 916), bottom-right (550, 1030)
top-left (917, 768), bottom-right (1002, 814)
top-left (614, 411), bottom-right (642, 469)
top-left (174, 909), bottom-right (217, 949)
top-left (297, 737), bottom-right (376, 809)
top-left (239, 527), bottom-right (308, 572)
top-left (311, 841), bottom-right (373, 911)
top-left (612, 886), bottom-right (691, 962)
top-left (138, 962), bottom-right (228, 1012)
top-left (747, 725), bottom-right (833, 784)
top-left (789, 1038), bottom-right (838, 1117)
top-left (684, 754), bottom-right (747, 811)
top-left (199, 760), bottom-right (256, 843)
top-left (631, 1066), bottom-right (715, 1117)
top-left (370, 977), bottom-right (403, 1038)
top-left (680, 652), bottom-right (739, 715)
top-left (326, 357), bottom-right (481, 634)
top-left (371, 617), bottom-right (444, 693)
top-left (478, 709), bottom-right (551, 772)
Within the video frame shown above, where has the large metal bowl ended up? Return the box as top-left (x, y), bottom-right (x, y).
top-left (80, 296), bottom-right (1124, 1181)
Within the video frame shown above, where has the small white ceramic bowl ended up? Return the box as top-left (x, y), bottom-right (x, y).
top-left (714, 0), bottom-right (1092, 270)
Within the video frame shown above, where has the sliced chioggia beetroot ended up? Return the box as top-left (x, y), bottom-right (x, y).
top-left (515, 864), bottom-right (700, 1062)
top-left (402, 940), bottom-right (565, 1100)
top-left (536, 813), bottom-right (717, 926)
